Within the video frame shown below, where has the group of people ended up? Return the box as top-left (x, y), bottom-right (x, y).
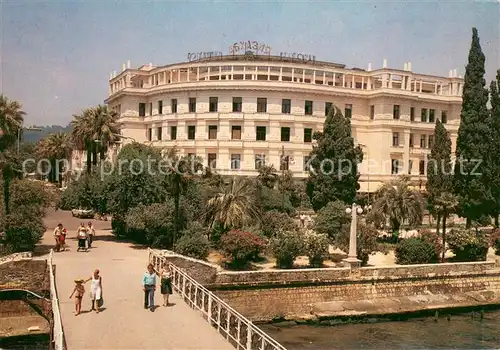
top-left (70, 269), bottom-right (103, 316)
top-left (142, 263), bottom-right (173, 312)
top-left (53, 222), bottom-right (95, 252)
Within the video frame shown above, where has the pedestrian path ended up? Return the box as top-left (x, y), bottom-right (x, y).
top-left (46, 231), bottom-right (232, 349)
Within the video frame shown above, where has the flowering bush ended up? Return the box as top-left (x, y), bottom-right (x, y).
top-left (489, 229), bottom-right (500, 255)
top-left (418, 229), bottom-right (443, 258)
top-left (395, 238), bottom-right (439, 265)
top-left (447, 228), bottom-right (488, 262)
top-left (220, 230), bottom-right (266, 268)
top-left (305, 233), bottom-right (329, 267)
top-left (269, 231), bottom-right (304, 269)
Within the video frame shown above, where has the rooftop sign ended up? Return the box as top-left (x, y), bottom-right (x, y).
top-left (279, 52), bottom-right (316, 63)
top-left (228, 41), bottom-right (272, 55)
top-left (187, 51), bottom-right (223, 62)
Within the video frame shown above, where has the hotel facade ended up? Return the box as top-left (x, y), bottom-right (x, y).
top-left (102, 42), bottom-right (464, 193)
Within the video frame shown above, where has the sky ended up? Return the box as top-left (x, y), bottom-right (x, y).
top-left (1, 0), bottom-right (499, 126)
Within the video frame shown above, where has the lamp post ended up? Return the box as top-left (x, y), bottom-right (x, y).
top-left (342, 203), bottom-right (364, 268)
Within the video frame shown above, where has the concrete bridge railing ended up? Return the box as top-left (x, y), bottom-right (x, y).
top-left (149, 249), bottom-right (286, 350)
top-left (48, 250), bottom-right (65, 350)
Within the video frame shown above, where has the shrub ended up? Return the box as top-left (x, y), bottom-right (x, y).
top-left (395, 238), bottom-right (439, 265)
top-left (4, 208), bottom-right (46, 252)
top-left (313, 200), bottom-right (350, 240)
top-left (447, 228), bottom-right (488, 262)
top-left (336, 222), bottom-right (378, 266)
top-left (125, 202), bottom-right (176, 247)
top-left (490, 229), bottom-right (500, 255)
top-left (175, 224), bottom-right (211, 260)
top-left (418, 229), bottom-right (443, 258)
top-left (261, 211), bottom-right (298, 237)
top-left (220, 230), bottom-right (266, 268)
top-left (269, 231), bottom-right (304, 269)
top-left (305, 233), bottom-right (329, 267)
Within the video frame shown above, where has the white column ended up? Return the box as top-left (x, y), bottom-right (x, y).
top-left (312, 70), bottom-right (316, 84)
top-left (219, 66), bottom-right (222, 80)
top-left (323, 71), bottom-right (326, 85)
top-left (187, 68), bottom-right (190, 82)
top-left (367, 77), bottom-right (371, 90)
top-left (333, 73), bottom-right (336, 86)
top-left (170, 70), bottom-right (172, 83)
top-left (434, 81), bottom-right (438, 94)
top-left (302, 69), bottom-right (305, 83)
top-left (342, 74), bottom-right (345, 87)
top-left (279, 67), bottom-right (283, 81)
top-left (388, 74), bottom-right (393, 88)
top-left (231, 66), bottom-right (234, 80)
top-left (197, 67), bottom-right (200, 81)
top-left (267, 66), bottom-right (270, 81)
top-left (419, 80), bottom-right (423, 93)
top-left (207, 67), bottom-right (211, 81)
top-left (401, 76), bottom-right (405, 90)
top-left (255, 66), bottom-right (258, 80)
top-left (243, 66), bottom-right (246, 80)
top-left (291, 68), bottom-right (295, 81)
top-left (361, 76), bottom-right (365, 89)
top-left (351, 74), bottom-right (355, 88)
top-left (177, 69), bottom-right (180, 82)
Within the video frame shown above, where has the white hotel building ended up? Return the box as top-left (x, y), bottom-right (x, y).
top-left (103, 45), bottom-right (464, 193)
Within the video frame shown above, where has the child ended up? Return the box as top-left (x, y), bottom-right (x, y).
top-left (69, 278), bottom-right (85, 316)
top-left (59, 228), bottom-right (67, 251)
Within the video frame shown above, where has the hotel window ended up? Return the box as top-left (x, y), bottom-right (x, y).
top-left (149, 103), bottom-right (153, 116)
top-left (325, 102), bottom-right (333, 116)
top-left (208, 125), bottom-right (217, 140)
top-left (393, 105), bottom-right (400, 120)
top-left (410, 107), bottom-right (415, 122)
top-left (158, 100), bottom-right (163, 115)
top-left (208, 153), bottom-right (217, 169)
top-left (257, 98), bottom-right (267, 113)
top-left (441, 110), bottom-right (448, 124)
top-left (171, 99), bottom-right (178, 113)
top-left (170, 126), bottom-right (177, 140)
top-left (429, 109), bottom-right (435, 123)
top-left (392, 132), bottom-right (400, 147)
top-left (157, 127), bottom-right (162, 141)
top-left (209, 97), bottom-right (218, 112)
top-left (255, 154), bottom-right (265, 170)
top-left (409, 133), bottom-right (414, 148)
top-left (421, 108), bottom-right (428, 122)
top-left (282, 99), bottom-right (291, 114)
top-left (304, 128), bottom-right (312, 143)
top-left (188, 125), bottom-right (196, 140)
top-left (232, 97), bottom-right (242, 112)
top-left (281, 127), bottom-right (291, 142)
top-left (419, 160), bottom-right (425, 175)
top-left (147, 128), bottom-right (152, 141)
top-left (231, 154), bottom-right (241, 170)
top-left (280, 155), bottom-right (289, 171)
top-left (256, 126), bottom-right (266, 141)
top-left (231, 125), bottom-right (241, 140)
top-left (391, 159), bottom-right (400, 174)
top-left (370, 105), bottom-right (375, 120)
top-left (304, 100), bottom-right (313, 115)
top-left (420, 134), bottom-right (427, 148)
top-left (139, 103), bottom-right (146, 117)
top-left (304, 156), bottom-right (311, 171)
top-left (189, 98), bottom-right (197, 113)
top-left (344, 104), bottom-right (352, 118)
top-left (408, 160), bottom-right (413, 174)
top-left (428, 135), bottom-right (434, 149)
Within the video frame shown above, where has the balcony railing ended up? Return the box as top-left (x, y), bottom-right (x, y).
top-left (148, 249), bottom-right (286, 350)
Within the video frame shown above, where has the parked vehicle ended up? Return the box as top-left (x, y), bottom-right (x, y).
top-left (71, 208), bottom-right (95, 218)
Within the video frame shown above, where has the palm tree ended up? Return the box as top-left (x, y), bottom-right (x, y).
top-left (36, 132), bottom-right (72, 185)
top-left (256, 165), bottom-right (278, 189)
top-left (433, 192), bottom-right (459, 261)
top-left (71, 105), bottom-right (119, 173)
top-left (0, 95), bottom-right (25, 215)
top-left (0, 95), bottom-right (25, 152)
top-left (372, 175), bottom-right (424, 233)
top-left (205, 177), bottom-right (261, 230)
top-left (164, 148), bottom-right (203, 247)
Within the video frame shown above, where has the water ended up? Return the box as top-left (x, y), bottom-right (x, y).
top-left (261, 310), bottom-right (500, 349)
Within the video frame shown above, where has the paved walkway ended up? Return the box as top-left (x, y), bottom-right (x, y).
top-left (39, 210), bottom-right (232, 349)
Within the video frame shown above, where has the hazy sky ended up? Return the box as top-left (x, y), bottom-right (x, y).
top-left (1, 0), bottom-right (499, 126)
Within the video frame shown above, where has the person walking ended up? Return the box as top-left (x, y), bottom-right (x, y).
top-left (77, 223), bottom-right (88, 252)
top-left (87, 222), bottom-right (95, 248)
top-left (53, 223), bottom-right (64, 252)
top-left (69, 278), bottom-right (86, 316)
top-left (86, 269), bottom-right (102, 313)
top-left (160, 265), bottom-right (173, 306)
top-left (142, 264), bottom-right (157, 312)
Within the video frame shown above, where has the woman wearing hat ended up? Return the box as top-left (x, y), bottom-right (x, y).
top-left (69, 278), bottom-right (86, 316)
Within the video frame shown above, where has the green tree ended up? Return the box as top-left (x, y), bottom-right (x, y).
top-left (313, 200), bottom-right (350, 239)
top-left (372, 176), bottom-right (424, 233)
top-left (256, 164), bottom-right (278, 189)
top-left (125, 202), bottom-right (176, 247)
top-left (205, 177), bottom-right (260, 231)
top-left (36, 132), bottom-right (72, 184)
top-left (453, 28), bottom-right (491, 227)
top-left (426, 119), bottom-right (455, 260)
top-left (306, 105), bottom-right (363, 211)
top-left (487, 70), bottom-right (500, 227)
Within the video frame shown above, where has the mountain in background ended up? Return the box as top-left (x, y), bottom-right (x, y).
top-left (23, 124), bottom-right (72, 144)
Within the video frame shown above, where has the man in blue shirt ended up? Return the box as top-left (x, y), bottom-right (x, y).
top-left (142, 263), bottom-right (157, 311)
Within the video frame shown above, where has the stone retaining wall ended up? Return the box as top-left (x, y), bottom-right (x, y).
top-left (0, 252), bottom-right (32, 266)
top-left (157, 250), bottom-right (219, 284)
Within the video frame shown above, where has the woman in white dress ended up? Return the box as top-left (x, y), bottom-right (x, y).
top-left (86, 269), bottom-right (102, 313)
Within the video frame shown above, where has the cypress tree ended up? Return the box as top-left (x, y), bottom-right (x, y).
top-left (453, 28), bottom-right (491, 226)
top-left (487, 70), bottom-right (500, 227)
top-left (306, 105), bottom-right (363, 211)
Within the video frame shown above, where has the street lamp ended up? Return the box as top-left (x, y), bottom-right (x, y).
top-left (343, 203), bottom-right (364, 268)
